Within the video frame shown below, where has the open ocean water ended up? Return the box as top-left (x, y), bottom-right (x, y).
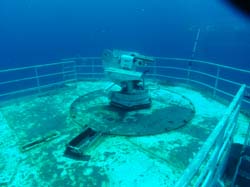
top-left (0, 0), bottom-right (250, 71)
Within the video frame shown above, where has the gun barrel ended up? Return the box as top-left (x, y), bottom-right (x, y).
top-left (135, 55), bottom-right (154, 62)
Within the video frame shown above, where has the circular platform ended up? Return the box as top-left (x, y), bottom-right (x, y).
top-left (70, 88), bottom-right (195, 136)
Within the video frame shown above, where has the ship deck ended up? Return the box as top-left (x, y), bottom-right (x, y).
top-left (0, 80), bottom-right (249, 187)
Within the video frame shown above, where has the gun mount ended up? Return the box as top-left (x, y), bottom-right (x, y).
top-left (102, 49), bottom-right (154, 110)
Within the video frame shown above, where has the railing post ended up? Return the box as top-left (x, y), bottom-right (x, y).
top-left (77, 58), bottom-right (83, 81)
top-left (91, 59), bottom-right (94, 80)
top-left (73, 60), bottom-right (77, 82)
top-left (62, 62), bottom-right (66, 83)
top-left (153, 60), bottom-right (157, 82)
top-left (34, 67), bottom-right (41, 93)
top-left (213, 66), bottom-right (220, 97)
top-left (187, 62), bottom-right (192, 83)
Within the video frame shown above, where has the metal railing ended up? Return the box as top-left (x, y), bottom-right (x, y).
top-left (152, 57), bottom-right (250, 105)
top-left (1, 57), bottom-right (249, 105)
top-left (0, 56), bottom-right (249, 186)
top-left (0, 59), bottom-right (76, 100)
top-left (174, 84), bottom-right (246, 187)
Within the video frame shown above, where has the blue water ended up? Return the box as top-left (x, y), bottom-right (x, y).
top-left (0, 0), bottom-right (250, 70)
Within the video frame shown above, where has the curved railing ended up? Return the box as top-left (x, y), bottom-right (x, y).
top-left (0, 56), bottom-right (249, 106)
top-left (0, 56), bottom-right (249, 186)
top-left (153, 57), bottom-right (250, 107)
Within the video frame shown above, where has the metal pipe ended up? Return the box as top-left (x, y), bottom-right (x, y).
top-left (175, 84), bottom-right (246, 187)
top-left (34, 67), bottom-right (41, 93)
top-left (213, 66), bottom-right (221, 97)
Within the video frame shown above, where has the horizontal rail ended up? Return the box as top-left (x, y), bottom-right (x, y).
top-left (150, 66), bottom-right (188, 72)
top-left (0, 65), bottom-right (243, 90)
top-left (146, 66), bottom-right (244, 88)
top-left (189, 79), bottom-right (235, 98)
top-left (1, 56), bottom-right (249, 74)
top-left (0, 71), bottom-right (244, 103)
top-left (155, 57), bottom-right (250, 74)
top-left (190, 69), bottom-right (218, 79)
top-left (61, 57), bottom-right (100, 61)
top-left (155, 74), bottom-right (188, 81)
top-left (0, 70), bottom-right (74, 85)
top-left (77, 73), bottom-right (104, 75)
top-left (0, 60), bottom-right (74, 73)
top-left (243, 98), bottom-right (250, 105)
top-left (0, 79), bottom-right (75, 97)
top-left (155, 74), bottom-right (235, 98)
top-left (218, 76), bottom-right (242, 86)
top-left (188, 79), bottom-right (221, 91)
top-left (76, 65), bottom-right (103, 68)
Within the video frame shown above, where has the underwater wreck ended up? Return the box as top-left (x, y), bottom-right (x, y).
top-left (0, 49), bottom-right (250, 187)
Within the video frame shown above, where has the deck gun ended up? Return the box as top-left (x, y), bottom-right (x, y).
top-left (102, 49), bottom-right (154, 109)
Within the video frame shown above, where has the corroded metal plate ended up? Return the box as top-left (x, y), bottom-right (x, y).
top-left (70, 88), bottom-right (195, 136)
